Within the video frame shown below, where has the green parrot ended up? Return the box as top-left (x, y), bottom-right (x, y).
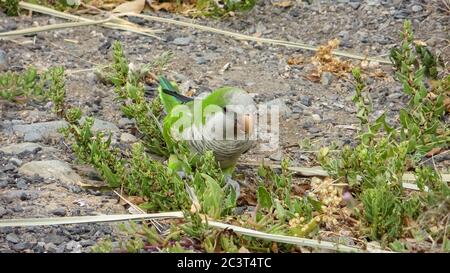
top-left (158, 76), bottom-right (257, 177)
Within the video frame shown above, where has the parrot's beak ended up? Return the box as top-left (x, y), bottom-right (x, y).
top-left (238, 114), bottom-right (254, 136)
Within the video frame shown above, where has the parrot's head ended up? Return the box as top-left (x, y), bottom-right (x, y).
top-left (223, 91), bottom-right (257, 139)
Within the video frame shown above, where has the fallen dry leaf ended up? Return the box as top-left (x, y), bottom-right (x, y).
top-left (272, 1), bottom-right (294, 8)
top-left (303, 39), bottom-right (352, 82)
top-left (425, 147), bottom-right (444, 158)
top-left (287, 56), bottom-right (304, 65)
top-left (150, 2), bottom-right (177, 12)
top-left (112, 0), bottom-right (146, 14)
top-left (127, 195), bottom-right (146, 205)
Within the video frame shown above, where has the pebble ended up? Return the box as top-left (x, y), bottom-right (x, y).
top-left (12, 242), bottom-right (34, 251)
top-left (6, 233), bottom-right (20, 244)
top-left (9, 157), bottom-right (23, 166)
top-left (44, 243), bottom-right (59, 253)
top-left (311, 114), bottom-right (322, 122)
top-left (411, 5), bottom-right (422, 12)
top-left (269, 150), bottom-right (283, 161)
top-left (16, 178), bottom-right (28, 190)
top-left (0, 49), bottom-right (7, 71)
top-left (118, 117), bottom-right (134, 129)
top-left (321, 72), bottom-right (333, 86)
top-left (349, 2), bottom-right (360, 10)
top-left (120, 133), bottom-right (137, 143)
top-left (172, 37), bottom-right (192, 46)
top-left (51, 207), bottom-right (67, 217)
top-left (44, 234), bottom-right (65, 245)
top-left (11, 121), bottom-right (67, 142)
top-left (264, 98), bottom-right (292, 117)
top-left (300, 96), bottom-right (312, 107)
top-left (0, 207), bottom-right (7, 217)
top-left (19, 160), bottom-right (83, 185)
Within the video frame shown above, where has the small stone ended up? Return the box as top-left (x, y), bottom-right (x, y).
top-left (79, 239), bottom-right (95, 247)
top-left (66, 240), bottom-right (80, 251)
top-left (349, 2), bottom-right (360, 9)
top-left (172, 37), bottom-right (192, 46)
top-left (16, 178), bottom-right (28, 190)
top-left (12, 242), bottom-right (33, 251)
top-left (19, 160), bottom-right (83, 185)
top-left (1, 163), bottom-right (15, 172)
top-left (120, 133), bottom-right (137, 143)
top-left (118, 117), bottom-right (134, 128)
top-left (44, 243), bottom-right (58, 253)
top-left (300, 96), bottom-right (312, 107)
top-left (321, 72), bottom-right (333, 86)
top-left (34, 242), bottom-right (46, 253)
top-left (56, 244), bottom-right (66, 253)
top-left (12, 121), bottom-right (67, 142)
top-left (338, 31), bottom-right (350, 42)
top-left (269, 150), bottom-right (283, 161)
top-left (51, 207), bottom-right (67, 216)
top-left (264, 98), bottom-right (292, 116)
top-left (44, 234), bottom-right (65, 245)
top-left (196, 57), bottom-right (208, 65)
top-left (411, 5), bottom-right (422, 12)
top-left (311, 114), bottom-right (322, 122)
top-left (0, 207), bottom-right (7, 217)
top-left (12, 205), bottom-right (23, 212)
top-left (6, 233), bottom-right (20, 244)
top-left (0, 49), bottom-right (7, 71)
top-left (9, 157), bottom-right (23, 166)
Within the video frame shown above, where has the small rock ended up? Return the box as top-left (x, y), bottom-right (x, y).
top-left (321, 72), bottom-right (333, 86)
top-left (0, 49), bottom-right (7, 71)
top-left (118, 117), bottom-right (134, 128)
top-left (44, 243), bottom-right (58, 253)
top-left (196, 57), bottom-right (208, 65)
top-left (269, 150), bottom-right (283, 161)
top-left (12, 205), bottom-right (23, 212)
top-left (0, 207), bottom-right (7, 217)
top-left (16, 178), bottom-right (28, 190)
top-left (51, 207), bottom-right (67, 216)
top-left (349, 2), bottom-right (360, 9)
top-left (19, 160), bottom-right (83, 185)
top-left (172, 37), bottom-right (192, 46)
top-left (79, 239), bottom-right (95, 247)
top-left (1, 163), bottom-right (15, 172)
top-left (56, 244), bottom-right (66, 253)
top-left (12, 242), bottom-right (34, 251)
top-left (66, 240), bottom-right (81, 251)
top-left (1, 190), bottom-right (37, 203)
top-left (12, 121), bottom-right (67, 142)
top-left (0, 142), bottom-right (42, 155)
top-left (300, 96), bottom-right (312, 107)
top-left (120, 133), bottom-right (137, 143)
top-left (338, 31), bottom-right (350, 42)
top-left (411, 5), bottom-right (422, 12)
top-left (44, 234), bottom-right (65, 245)
top-left (264, 98), bottom-right (292, 116)
top-left (34, 242), bottom-right (45, 253)
top-left (9, 157), bottom-right (23, 166)
top-left (6, 233), bottom-right (20, 244)
top-left (311, 114), bottom-right (322, 122)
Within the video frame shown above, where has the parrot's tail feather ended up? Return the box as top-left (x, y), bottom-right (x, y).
top-left (158, 76), bottom-right (177, 92)
top-left (161, 88), bottom-right (194, 103)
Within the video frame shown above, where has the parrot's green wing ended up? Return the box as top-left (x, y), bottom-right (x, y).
top-left (158, 76), bottom-right (182, 113)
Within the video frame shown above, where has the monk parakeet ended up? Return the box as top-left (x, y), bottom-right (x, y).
top-left (158, 76), bottom-right (257, 175)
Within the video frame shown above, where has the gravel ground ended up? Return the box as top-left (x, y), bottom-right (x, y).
top-left (0, 0), bottom-right (449, 252)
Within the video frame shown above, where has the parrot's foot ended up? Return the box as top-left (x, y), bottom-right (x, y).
top-left (224, 176), bottom-right (241, 199)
